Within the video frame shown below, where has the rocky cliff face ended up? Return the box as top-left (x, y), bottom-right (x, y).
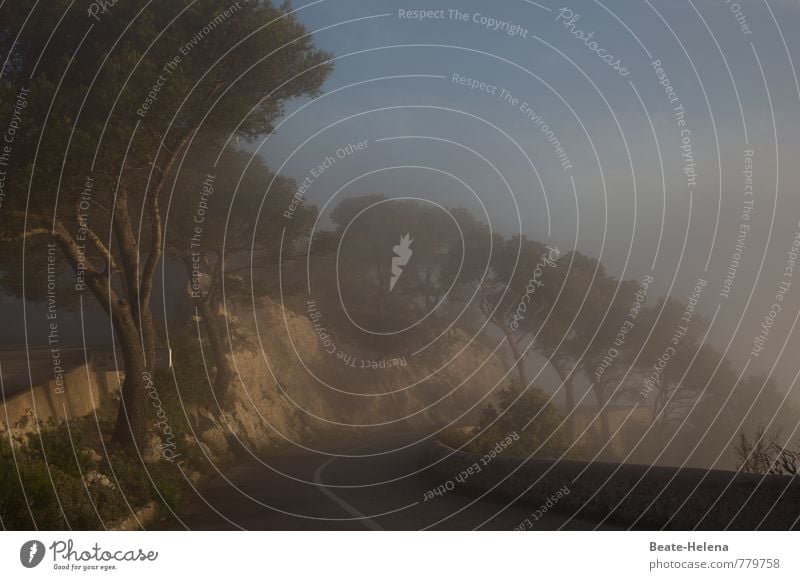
top-left (192, 297), bottom-right (508, 462)
top-left (1, 297), bottom-right (508, 463)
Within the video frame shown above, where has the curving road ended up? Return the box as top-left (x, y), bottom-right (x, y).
top-left (163, 430), bottom-right (605, 530)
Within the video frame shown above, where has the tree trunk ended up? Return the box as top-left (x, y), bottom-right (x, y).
top-left (43, 219), bottom-right (154, 452)
top-left (108, 187), bottom-right (160, 450)
top-left (564, 373), bottom-right (577, 441)
top-left (507, 335), bottom-right (529, 389)
top-left (655, 382), bottom-right (672, 446)
top-left (199, 296), bottom-right (233, 401)
top-left (553, 362), bottom-right (577, 442)
top-left (483, 312), bottom-right (530, 390)
top-left (592, 382), bottom-right (612, 444)
top-left (111, 306), bottom-right (153, 449)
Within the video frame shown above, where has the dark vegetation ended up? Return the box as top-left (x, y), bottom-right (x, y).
top-left (440, 381), bottom-right (572, 460)
top-left (735, 425), bottom-right (800, 476)
top-left (0, 332), bottom-right (212, 529)
top-left (0, 0), bottom-right (331, 450)
top-left (0, 1), bottom-right (796, 531)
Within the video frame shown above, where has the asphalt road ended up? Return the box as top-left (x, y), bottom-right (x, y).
top-left (163, 430), bottom-right (604, 530)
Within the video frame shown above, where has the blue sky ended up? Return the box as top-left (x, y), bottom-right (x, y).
top-left (262, 0), bottom-right (799, 259)
top-left (252, 0), bottom-right (800, 384)
top-left (6, 0), bottom-right (800, 393)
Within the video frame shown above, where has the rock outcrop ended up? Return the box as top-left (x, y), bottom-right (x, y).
top-left (1, 297), bottom-right (508, 465)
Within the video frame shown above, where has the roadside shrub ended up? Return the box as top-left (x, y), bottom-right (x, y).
top-left (442, 382), bottom-right (570, 460)
top-left (1, 416), bottom-right (189, 530)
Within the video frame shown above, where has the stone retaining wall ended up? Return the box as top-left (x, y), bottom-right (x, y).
top-left (0, 365), bottom-right (119, 436)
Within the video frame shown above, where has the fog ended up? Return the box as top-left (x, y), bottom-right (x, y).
top-left (3, 0), bottom-right (800, 533)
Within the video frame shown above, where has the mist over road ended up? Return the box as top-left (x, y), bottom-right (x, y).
top-left (166, 430), bottom-right (604, 531)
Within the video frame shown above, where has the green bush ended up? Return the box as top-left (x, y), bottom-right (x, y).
top-left (1, 412), bottom-right (192, 530)
top-left (0, 333), bottom-right (230, 530)
top-left (1, 436), bottom-right (98, 529)
top-left (444, 382), bottom-right (570, 460)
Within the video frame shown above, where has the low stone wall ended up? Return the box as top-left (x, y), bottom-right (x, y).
top-left (425, 441), bottom-right (800, 530)
top-left (0, 365), bottom-right (119, 436)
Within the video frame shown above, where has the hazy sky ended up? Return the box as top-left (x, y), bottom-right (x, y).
top-left (251, 0), bottom-right (800, 391)
top-left (4, 0), bottom-right (800, 398)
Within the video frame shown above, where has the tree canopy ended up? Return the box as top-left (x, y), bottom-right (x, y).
top-left (0, 0), bottom-right (332, 449)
